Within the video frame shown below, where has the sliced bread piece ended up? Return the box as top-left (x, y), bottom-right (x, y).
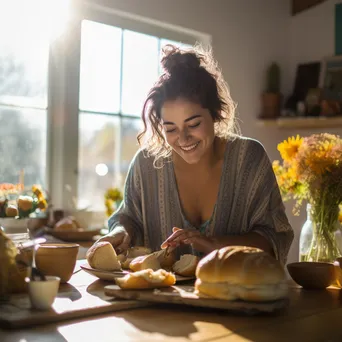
top-left (129, 253), bottom-right (161, 272)
top-left (172, 254), bottom-right (199, 277)
top-left (86, 241), bottom-right (121, 271)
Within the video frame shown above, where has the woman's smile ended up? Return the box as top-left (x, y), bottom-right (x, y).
top-left (179, 142), bottom-right (200, 152)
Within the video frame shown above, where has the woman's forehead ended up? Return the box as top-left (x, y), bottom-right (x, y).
top-left (161, 99), bottom-right (204, 120)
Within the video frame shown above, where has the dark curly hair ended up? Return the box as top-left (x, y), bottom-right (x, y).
top-left (137, 44), bottom-right (239, 166)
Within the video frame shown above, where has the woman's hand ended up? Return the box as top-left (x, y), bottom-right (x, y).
top-left (161, 227), bottom-right (215, 254)
top-left (95, 229), bottom-right (131, 255)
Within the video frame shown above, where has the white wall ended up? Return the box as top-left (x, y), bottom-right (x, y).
top-left (85, 0), bottom-right (342, 263)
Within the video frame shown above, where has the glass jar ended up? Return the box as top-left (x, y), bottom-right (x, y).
top-left (299, 203), bottom-right (313, 261)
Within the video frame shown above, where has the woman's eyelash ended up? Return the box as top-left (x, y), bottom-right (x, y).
top-left (189, 122), bottom-right (201, 128)
top-left (165, 122), bottom-right (200, 133)
top-left (166, 128), bottom-right (176, 133)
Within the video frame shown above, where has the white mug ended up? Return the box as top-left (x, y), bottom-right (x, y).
top-left (26, 276), bottom-right (60, 310)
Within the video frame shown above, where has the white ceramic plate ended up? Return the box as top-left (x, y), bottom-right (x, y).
top-left (80, 263), bottom-right (195, 282)
top-left (80, 264), bottom-right (129, 281)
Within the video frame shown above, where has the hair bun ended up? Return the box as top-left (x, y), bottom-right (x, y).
top-left (161, 44), bottom-right (200, 75)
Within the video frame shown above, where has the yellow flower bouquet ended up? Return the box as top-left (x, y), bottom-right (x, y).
top-left (104, 187), bottom-right (123, 217)
top-left (273, 133), bottom-right (342, 262)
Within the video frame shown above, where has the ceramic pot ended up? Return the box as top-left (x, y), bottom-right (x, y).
top-left (35, 243), bottom-right (79, 283)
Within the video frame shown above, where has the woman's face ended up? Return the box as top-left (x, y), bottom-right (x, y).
top-left (161, 98), bottom-right (215, 164)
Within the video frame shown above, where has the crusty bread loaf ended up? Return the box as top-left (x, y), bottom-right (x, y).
top-left (86, 241), bottom-right (121, 271)
top-left (129, 253), bottom-right (161, 272)
top-left (172, 254), bottom-right (199, 277)
top-left (115, 269), bottom-right (176, 289)
top-left (195, 246), bottom-right (288, 302)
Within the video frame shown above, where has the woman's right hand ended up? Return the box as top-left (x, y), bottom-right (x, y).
top-left (96, 229), bottom-right (131, 255)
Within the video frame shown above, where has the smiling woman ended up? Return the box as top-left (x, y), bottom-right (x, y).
top-left (94, 44), bottom-right (294, 265)
top-left (137, 44), bottom-right (237, 167)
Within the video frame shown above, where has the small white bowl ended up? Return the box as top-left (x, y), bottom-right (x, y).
top-left (26, 276), bottom-right (60, 310)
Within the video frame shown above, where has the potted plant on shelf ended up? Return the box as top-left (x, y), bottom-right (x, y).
top-left (261, 62), bottom-right (282, 119)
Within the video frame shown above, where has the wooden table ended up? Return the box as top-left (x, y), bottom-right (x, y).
top-left (1, 271), bottom-right (342, 342)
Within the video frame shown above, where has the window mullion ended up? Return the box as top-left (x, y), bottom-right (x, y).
top-left (47, 37), bottom-right (67, 209)
top-left (48, 19), bottom-right (82, 210)
top-left (116, 29), bottom-right (125, 188)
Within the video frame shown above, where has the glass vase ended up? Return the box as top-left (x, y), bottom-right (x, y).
top-left (299, 204), bottom-right (313, 261)
top-left (304, 203), bottom-right (342, 262)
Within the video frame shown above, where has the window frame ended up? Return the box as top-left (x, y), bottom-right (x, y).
top-left (47, 1), bottom-right (211, 212)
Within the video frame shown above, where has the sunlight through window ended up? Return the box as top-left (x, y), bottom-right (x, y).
top-left (0, 0), bottom-right (69, 187)
top-left (78, 18), bottom-right (193, 210)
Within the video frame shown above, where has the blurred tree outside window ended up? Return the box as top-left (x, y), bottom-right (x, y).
top-left (0, 1), bottom-right (49, 188)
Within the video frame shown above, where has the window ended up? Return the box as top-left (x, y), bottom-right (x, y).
top-left (78, 19), bottom-right (192, 211)
top-left (0, 1), bottom-right (206, 213)
top-left (0, 1), bottom-right (50, 187)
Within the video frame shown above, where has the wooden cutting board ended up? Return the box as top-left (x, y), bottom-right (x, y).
top-left (0, 271), bottom-right (149, 329)
top-left (80, 263), bottom-right (195, 283)
top-left (104, 285), bottom-right (289, 315)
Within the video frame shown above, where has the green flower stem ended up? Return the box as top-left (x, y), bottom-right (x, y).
top-left (306, 193), bottom-right (341, 262)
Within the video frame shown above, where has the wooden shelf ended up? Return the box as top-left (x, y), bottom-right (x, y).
top-left (256, 116), bottom-right (342, 129)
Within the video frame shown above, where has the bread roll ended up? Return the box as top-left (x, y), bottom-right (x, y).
top-left (172, 254), bottom-right (199, 277)
top-left (117, 254), bottom-right (127, 264)
top-left (126, 246), bottom-right (152, 259)
top-left (5, 205), bottom-right (18, 217)
top-left (121, 257), bottom-right (133, 269)
top-left (69, 216), bottom-right (81, 228)
top-left (153, 249), bottom-right (176, 269)
top-left (17, 196), bottom-right (33, 211)
top-left (115, 269), bottom-right (176, 289)
top-left (195, 246), bottom-right (288, 302)
top-left (129, 253), bottom-right (161, 272)
top-left (119, 246), bottom-right (151, 269)
top-left (54, 217), bottom-right (79, 231)
top-left (86, 241), bottom-right (121, 271)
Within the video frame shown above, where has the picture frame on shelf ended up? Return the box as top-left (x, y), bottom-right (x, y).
top-left (319, 55), bottom-right (342, 102)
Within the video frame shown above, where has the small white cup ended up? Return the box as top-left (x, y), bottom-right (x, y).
top-left (26, 276), bottom-right (60, 310)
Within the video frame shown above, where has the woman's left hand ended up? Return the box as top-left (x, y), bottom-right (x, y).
top-left (161, 227), bottom-right (215, 254)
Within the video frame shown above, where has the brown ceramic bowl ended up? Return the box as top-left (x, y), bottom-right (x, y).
top-left (35, 243), bottom-right (79, 283)
top-left (335, 258), bottom-right (342, 288)
top-left (287, 262), bottom-right (336, 290)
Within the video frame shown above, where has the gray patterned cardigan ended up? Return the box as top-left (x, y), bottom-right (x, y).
top-left (108, 136), bottom-right (294, 265)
